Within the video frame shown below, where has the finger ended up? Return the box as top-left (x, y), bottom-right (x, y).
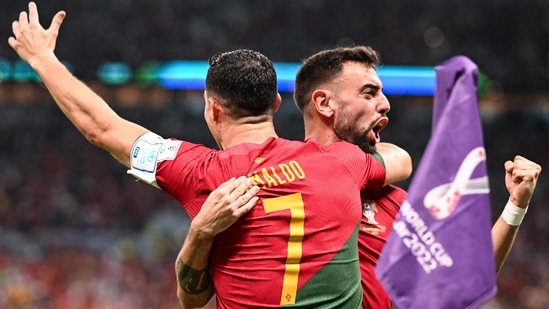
top-left (519, 161), bottom-right (542, 174)
top-left (208, 177), bottom-right (237, 200)
top-left (236, 185), bottom-right (260, 207)
top-left (220, 176), bottom-right (240, 189)
top-left (513, 156), bottom-right (542, 172)
top-left (513, 169), bottom-right (539, 183)
top-left (228, 177), bottom-right (254, 198)
top-left (510, 166), bottom-right (540, 184)
top-left (504, 160), bottom-right (514, 173)
top-left (7, 36), bottom-right (16, 49)
top-left (220, 176), bottom-right (248, 196)
top-left (512, 159), bottom-right (541, 175)
top-left (28, 2), bottom-right (39, 25)
top-left (49, 11), bottom-right (66, 33)
top-left (10, 19), bottom-right (21, 40)
top-left (234, 196), bottom-right (259, 217)
top-left (19, 11), bottom-right (29, 27)
top-left (8, 20), bottom-right (21, 50)
top-left (210, 176), bottom-right (248, 200)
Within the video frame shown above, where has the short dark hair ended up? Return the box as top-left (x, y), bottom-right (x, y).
top-left (293, 46), bottom-right (381, 111)
top-left (205, 49), bottom-right (278, 118)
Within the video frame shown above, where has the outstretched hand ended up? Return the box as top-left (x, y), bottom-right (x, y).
top-left (8, 2), bottom-right (66, 66)
top-left (504, 155), bottom-right (542, 208)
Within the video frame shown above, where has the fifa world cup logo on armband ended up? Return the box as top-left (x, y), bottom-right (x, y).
top-left (423, 147), bottom-right (490, 219)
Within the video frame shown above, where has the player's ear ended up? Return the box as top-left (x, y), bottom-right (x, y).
top-left (203, 91), bottom-right (222, 122)
top-left (210, 98), bottom-right (223, 121)
top-left (273, 93), bottom-right (282, 113)
top-left (311, 89), bottom-right (334, 117)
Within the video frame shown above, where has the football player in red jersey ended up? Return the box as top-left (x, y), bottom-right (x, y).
top-left (181, 46), bottom-right (542, 309)
top-left (9, 4), bottom-right (412, 308)
top-left (295, 46), bottom-right (542, 308)
top-left (176, 45), bottom-right (410, 308)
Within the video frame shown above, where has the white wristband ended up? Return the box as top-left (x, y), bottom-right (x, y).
top-left (501, 199), bottom-right (528, 226)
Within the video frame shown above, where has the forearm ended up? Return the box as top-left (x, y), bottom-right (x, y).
top-left (491, 216), bottom-right (519, 273)
top-left (30, 53), bottom-right (147, 166)
top-left (175, 225), bottom-right (216, 308)
top-left (491, 197), bottom-right (529, 273)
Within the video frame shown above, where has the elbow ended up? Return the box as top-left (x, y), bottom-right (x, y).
top-left (376, 142), bottom-right (413, 183)
top-left (400, 149), bottom-right (413, 180)
top-left (176, 290), bottom-right (194, 309)
top-left (390, 147), bottom-right (413, 183)
top-left (177, 289), bottom-right (210, 309)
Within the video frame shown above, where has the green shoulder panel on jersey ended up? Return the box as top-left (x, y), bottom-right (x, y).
top-left (373, 152), bottom-right (385, 167)
top-left (290, 225), bottom-right (362, 308)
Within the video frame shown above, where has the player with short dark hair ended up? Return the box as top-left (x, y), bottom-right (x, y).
top-left (293, 46), bottom-right (409, 308)
top-left (8, 3), bottom-right (412, 309)
top-left (181, 45), bottom-right (542, 309)
top-left (295, 46), bottom-right (542, 308)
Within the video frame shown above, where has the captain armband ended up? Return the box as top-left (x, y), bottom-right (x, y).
top-left (127, 132), bottom-right (181, 188)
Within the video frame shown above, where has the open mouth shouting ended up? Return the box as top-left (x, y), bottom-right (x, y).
top-left (371, 116), bottom-right (389, 143)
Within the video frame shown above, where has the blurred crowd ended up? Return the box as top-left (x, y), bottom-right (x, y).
top-left (1, 0), bottom-right (548, 91)
top-left (0, 249), bottom-right (181, 309)
top-left (0, 1), bottom-right (548, 308)
top-left (0, 83), bottom-right (547, 308)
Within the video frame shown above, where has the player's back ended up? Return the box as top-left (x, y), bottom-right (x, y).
top-left (142, 136), bottom-right (385, 308)
top-left (358, 185), bottom-right (407, 309)
top-left (206, 138), bottom-right (383, 308)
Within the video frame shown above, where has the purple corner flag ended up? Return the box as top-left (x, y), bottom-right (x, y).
top-left (376, 56), bottom-right (497, 309)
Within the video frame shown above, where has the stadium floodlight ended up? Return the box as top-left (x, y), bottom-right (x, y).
top-left (97, 62), bottom-right (133, 85)
top-left (155, 60), bottom-right (436, 96)
top-left (2, 58), bottom-right (436, 96)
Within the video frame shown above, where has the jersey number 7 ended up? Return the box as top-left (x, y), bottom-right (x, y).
top-left (263, 193), bottom-right (305, 305)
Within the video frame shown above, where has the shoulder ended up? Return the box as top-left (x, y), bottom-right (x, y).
top-left (322, 140), bottom-right (364, 152)
top-left (321, 141), bottom-right (372, 161)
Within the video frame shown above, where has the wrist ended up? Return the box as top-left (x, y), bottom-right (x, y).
top-left (189, 221), bottom-right (217, 241)
top-left (501, 199), bottom-right (528, 226)
top-left (28, 52), bottom-right (60, 73)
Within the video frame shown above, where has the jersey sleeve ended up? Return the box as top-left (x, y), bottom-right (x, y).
top-left (326, 141), bottom-right (386, 191)
top-left (127, 132), bottom-right (216, 208)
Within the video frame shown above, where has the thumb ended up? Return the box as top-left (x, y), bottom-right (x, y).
top-left (504, 160), bottom-right (514, 173)
top-left (49, 11), bottom-right (66, 34)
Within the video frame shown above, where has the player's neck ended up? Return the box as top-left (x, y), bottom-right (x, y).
top-left (304, 121), bottom-right (341, 146)
top-left (219, 122), bottom-right (278, 150)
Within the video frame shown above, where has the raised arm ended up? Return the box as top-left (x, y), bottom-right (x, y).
top-left (8, 2), bottom-right (148, 167)
top-left (491, 155), bottom-right (542, 272)
top-left (375, 142), bottom-right (413, 186)
top-left (175, 177), bottom-right (259, 308)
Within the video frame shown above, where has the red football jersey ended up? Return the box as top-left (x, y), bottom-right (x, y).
top-left (359, 185), bottom-right (407, 309)
top-left (133, 136), bottom-right (386, 308)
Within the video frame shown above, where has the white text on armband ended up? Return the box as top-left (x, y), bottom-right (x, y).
top-left (127, 133), bottom-right (182, 187)
top-left (392, 201), bottom-right (454, 274)
top-left (130, 132), bottom-right (181, 172)
top-left (131, 133), bottom-right (164, 173)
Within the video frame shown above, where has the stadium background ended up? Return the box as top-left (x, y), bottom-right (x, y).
top-left (0, 1), bottom-right (547, 308)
